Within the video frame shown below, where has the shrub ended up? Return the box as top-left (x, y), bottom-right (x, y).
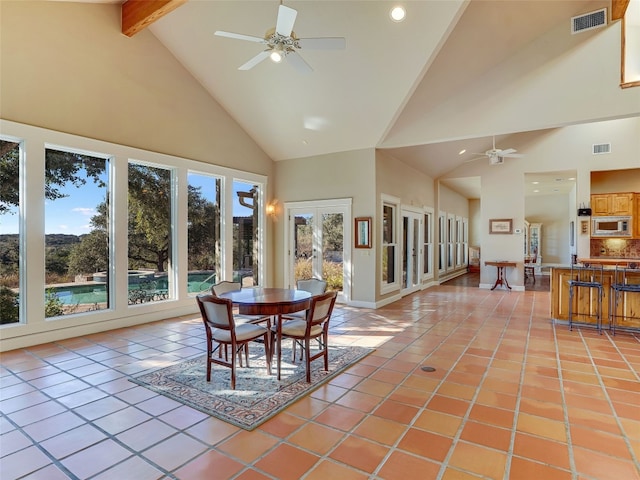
top-left (0, 286), bottom-right (19, 324)
top-left (294, 260), bottom-right (343, 291)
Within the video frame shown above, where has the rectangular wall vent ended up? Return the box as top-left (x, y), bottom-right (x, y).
top-left (592, 143), bottom-right (611, 154)
top-left (571, 8), bottom-right (607, 34)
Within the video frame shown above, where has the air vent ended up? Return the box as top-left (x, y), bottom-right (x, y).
top-left (571, 8), bottom-right (607, 34)
top-left (592, 143), bottom-right (611, 155)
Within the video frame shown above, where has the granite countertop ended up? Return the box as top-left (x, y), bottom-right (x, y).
top-left (578, 257), bottom-right (640, 265)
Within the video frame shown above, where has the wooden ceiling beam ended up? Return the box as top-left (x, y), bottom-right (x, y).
top-left (611, 0), bottom-right (630, 21)
top-left (122, 0), bottom-right (188, 37)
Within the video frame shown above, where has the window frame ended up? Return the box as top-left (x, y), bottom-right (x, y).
top-left (380, 194), bottom-right (400, 294)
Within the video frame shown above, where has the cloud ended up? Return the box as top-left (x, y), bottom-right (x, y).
top-left (72, 207), bottom-right (95, 216)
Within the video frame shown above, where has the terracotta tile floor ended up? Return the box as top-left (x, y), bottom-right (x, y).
top-left (2, 279), bottom-right (640, 479)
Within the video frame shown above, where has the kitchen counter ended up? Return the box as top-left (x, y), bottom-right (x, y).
top-left (578, 257), bottom-right (640, 267)
top-left (550, 266), bottom-right (640, 331)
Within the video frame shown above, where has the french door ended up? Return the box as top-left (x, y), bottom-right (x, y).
top-left (284, 199), bottom-right (351, 303)
top-left (401, 207), bottom-right (423, 296)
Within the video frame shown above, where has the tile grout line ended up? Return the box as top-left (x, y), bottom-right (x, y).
top-left (552, 315), bottom-right (579, 479)
top-left (578, 329), bottom-right (640, 473)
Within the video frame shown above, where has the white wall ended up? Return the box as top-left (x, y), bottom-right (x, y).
top-left (274, 149), bottom-right (376, 305)
top-left (375, 150), bottom-right (438, 300)
top-left (442, 117), bottom-right (640, 289)
top-left (0, 1), bottom-right (273, 176)
top-left (525, 194), bottom-right (571, 265)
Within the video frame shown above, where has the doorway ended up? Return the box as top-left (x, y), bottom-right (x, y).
top-left (401, 207), bottom-right (423, 296)
top-left (284, 199), bottom-right (352, 303)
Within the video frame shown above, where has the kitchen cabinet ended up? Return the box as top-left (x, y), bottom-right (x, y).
top-left (636, 195), bottom-right (640, 238)
top-left (590, 193), bottom-right (634, 216)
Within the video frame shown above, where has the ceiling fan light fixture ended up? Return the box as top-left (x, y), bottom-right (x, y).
top-left (390, 6), bottom-right (406, 22)
top-left (270, 47), bottom-right (284, 63)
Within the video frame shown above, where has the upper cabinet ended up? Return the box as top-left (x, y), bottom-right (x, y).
top-left (591, 193), bottom-right (635, 216)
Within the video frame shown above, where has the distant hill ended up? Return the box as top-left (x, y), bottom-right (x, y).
top-left (45, 234), bottom-right (82, 247)
top-left (0, 233), bottom-right (83, 247)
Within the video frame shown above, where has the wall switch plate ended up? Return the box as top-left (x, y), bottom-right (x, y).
top-left (514, 228), bottom-right (523, 234)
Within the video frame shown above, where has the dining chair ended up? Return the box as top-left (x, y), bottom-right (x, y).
top-left (210, 281), bottom-right (271, 363)
top-left (273, 290), bottom-right (337, 382)
top-left (296, 278), bottom-right (328, 296)
top-left (196, 294), bottom-right (271, 389)
top-left (211, 281), bottom-right (272, 326)
top-left (282, 278), bottom-right (328, 323)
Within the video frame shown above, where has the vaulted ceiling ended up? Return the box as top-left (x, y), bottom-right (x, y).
top-left (119, 0), bottom-right (636, 197)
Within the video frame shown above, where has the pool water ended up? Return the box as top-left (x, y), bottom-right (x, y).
top-left (48, 273), bottom-right (217, 305)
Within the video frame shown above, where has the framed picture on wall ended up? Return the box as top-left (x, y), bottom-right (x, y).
top-left (489, 218), bottom-right (512, 234)
top-left (355, 217), bottom-right (372, 248)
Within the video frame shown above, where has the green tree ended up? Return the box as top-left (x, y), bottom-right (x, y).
top-left (127, 164), bottom-right (171, 272)
top-left (0, 286), bottom-right (19, 324)
top-left (67, 231), bottom-right (109, 275)
top-left (187, 184), bottom-right (220, 271)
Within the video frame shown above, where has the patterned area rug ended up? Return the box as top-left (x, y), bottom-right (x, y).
top-left (130, 343), bottom-right (373, 430)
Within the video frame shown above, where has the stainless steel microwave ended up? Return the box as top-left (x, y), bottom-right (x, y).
top-left (592, 216), bottom-right (632, 237)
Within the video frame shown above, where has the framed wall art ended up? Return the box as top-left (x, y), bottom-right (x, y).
top-left (355, 217), bottom-right (372, 248)
top-left (489, 218), bottom-right (513, 234)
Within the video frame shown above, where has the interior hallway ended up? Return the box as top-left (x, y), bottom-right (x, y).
top-left (1, 281), bottom-right (639, 479)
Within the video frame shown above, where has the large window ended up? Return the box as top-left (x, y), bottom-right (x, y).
top-left (621, 0), bottom-right (640, 87)
top-left (0, 139), bottom-right (21, 324)
top-left (381, 195), bottom-right (399, 293)
top-left (0, 120), bottom-right (267, 342)
top-left (438, 212), bottom-right (446, 274)
top-left (127, 162), bottom-right (174, 305)
top-left (187, 172), bottom-right (221, 295)
top-left (423, 208), bottom-right (434, 281)
top-left (44, 147), bottom-right (110, 317)
top-left (233, 180), bottom-right (261, 286)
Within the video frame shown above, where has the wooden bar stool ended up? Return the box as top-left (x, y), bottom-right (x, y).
top-left (568, 263), bottom-right (604, 334)
top-left (609, 265), bottom-right (640, 335)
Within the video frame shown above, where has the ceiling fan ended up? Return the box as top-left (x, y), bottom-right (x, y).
top-left (214, 2), bottom-right (345, 73)
top-left (466, 136), bottom-right (524, 165)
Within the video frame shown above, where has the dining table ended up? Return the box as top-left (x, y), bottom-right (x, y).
top-left (217, 287), bottom-right (312, 380)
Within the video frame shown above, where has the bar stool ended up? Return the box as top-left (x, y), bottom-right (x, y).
top-left (609, 265), bottom-right (640, 335)
top-left (568, 263), bottom-right (604, 334)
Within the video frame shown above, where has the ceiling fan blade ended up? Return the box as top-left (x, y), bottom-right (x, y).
top-left (499, 148), bottom-right (517, 155)
top-left (276, 4), bottom-right (297, 37)
top-left (298, 37), bottom-right (346, 50)
top-left (238, 50), bottom-right (271, 70)
top-left (502, 153), bottom-right (524, 158)
top-left (463, 156), bottom-right (486, 164)
top-left (214, 31), bottom-right (266, 43)
top-left (287, 51), bottom-right (313, 74)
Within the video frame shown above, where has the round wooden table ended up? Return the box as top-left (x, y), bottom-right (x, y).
top-left (218, 287), bottom-right (312, 380)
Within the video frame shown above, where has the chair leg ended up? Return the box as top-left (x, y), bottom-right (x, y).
top-left (230, 343), bottom-right (236, 390)
top-left (568, 285), bottom-right (574, 331)
top-left (263, 332), bottom-right (271, 376)
top-left (323, 332), bottom-right (329, 372)
top-left (305, 337), bottom-right (311, 382)
top-left (206, 340), bottom-right (212, 382)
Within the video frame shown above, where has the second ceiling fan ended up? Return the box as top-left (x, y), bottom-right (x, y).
top-left (214, 2), bottom-right (345, 73)
top-left (466, 136), bottom-right (524, 165)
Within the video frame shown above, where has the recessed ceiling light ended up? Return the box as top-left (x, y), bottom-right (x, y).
top-left (390, 6), bottom-right (406, 22)
top-left (302, 140), bottom-right (308, 145)
top-left (533, 189), bottom-right (540, 193)
top-left (568, 177), bottom-right (576, 180)
top-left (459, 149), bottom-right (466, 155)
top-left (532, 181), bottom-right (539, 184)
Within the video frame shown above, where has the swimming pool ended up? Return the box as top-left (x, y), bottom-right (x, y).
top-left (48, 271), bottom-right (218, 305)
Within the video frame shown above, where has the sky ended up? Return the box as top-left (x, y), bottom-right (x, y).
top-left (0, 171), bottom-right (257, 236)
